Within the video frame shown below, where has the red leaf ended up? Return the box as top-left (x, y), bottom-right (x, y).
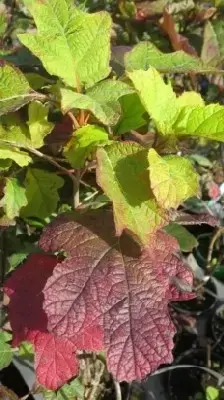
top-left (170, 210), bottom-right (218, 227)
top-left (160, 10), bottom-right (198, 56)
top-left (40, 210), bottom-right (194, 382)
top-left (4, 254), bottom-right (79, 390)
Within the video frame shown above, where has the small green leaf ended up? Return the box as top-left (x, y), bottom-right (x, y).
top-left (21, 168), bottom-right (64, 219)
top-left (43, 377), bottom-right (84, 400)
top-left (164, 223), bottom-right (198, 252)
top-left (0, 177), bottom-right (28, 219)
top-left (18, 342), bottom-right (34, 361)
top-left (60, 80), bottom-right (133, 126)
top-left (115, 93), bottom-right (147, 135)
top-left (0, 145), bottom-right (31, 167)
top-left (172, 104), bottom-right (224, 141)
top-left (0, 115), bottom-right (31, 146)
top-left (0, 61), bottom-right (33, 116)
top-left (125, 41), bottom-right (224, 74)
top-left (64, 125), bottom-right (109, 168)
top-left (18, 0), bottom-right (112, 87)
top-left (0, 159), bottom-right (12, 170)
top-left (128, 68), bottom-right (178, 134)
top-left (206, 386), bottom-right (219, 400)
top-left (0, 331), bottom-right (13, 369)
top-left (0, 7), bottom-right (7, 37)
top-left (96, 142), bottom-right (167, 245)
top-left (148, 149), bottom-right (199, 209)
top-left (28, 101), bottom-right (54, 148)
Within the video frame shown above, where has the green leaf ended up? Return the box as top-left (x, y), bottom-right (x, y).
top-left (0, 331), bottom-right (13, 369)
top-left (128, 68), bottom-right (178, 134)
top-left (18, 342), bottom-right (34, 361)
top-left (0, 159), bottom-right (12, 170)
top-left (0, 177), bottom-right (28, 219)
top-left (28, 101), bottom-right (54, 148)
top-left (18, 0), bottom-right (112, 87)
top-left (0, 145), bottom-right (32, 167)
top-left (0, 8), bottom-right (7, 37)
top-left (25, 73), bottom-right (54, 90)
top-left (60, 80), bottom-right (133, 126)
top-left (164, 223), bottom-right (198, 252)
top-left (0, 61), bottom-right (33, 116)
top-left (115, 93), bottom-right (147, 135)
top-left (21, 168), bottom-right (64, 219)
top-left (125, 41), bottom-right (224, 74)
top-left (43, 377), bottom-right (84, 400)
top-left (206, 386), bottom-right (219, 400)
top-left (7, 242), bottom-right (39, 273)
top-left (96, 142), bottom-right (167, 245)
top-left (172, 104), bottom-right (224, 141)
top-left (0, 114), bottom-right (31, 144)
top-left (148, 149), bottom-right (199, 209)
top-left (64, 125), bottom-right (109, 168)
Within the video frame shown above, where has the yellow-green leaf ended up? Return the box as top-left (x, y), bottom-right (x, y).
top-left (60, 80), bottom-right (133, 126)
top-left (18, 0), bottom-right (112, 87)
top-left (0, 61), bottom-right (33, 116)
top-left (21, 168), bottom-right (64, 219)
top-left (64, 125), bottom-right (109, 168)
top-left (128, 68), bottom-right (178, 134)
top-left (148, 149), bottom-right (199, 209)
top-left (96, 142), bottom-right (167, 245)
top-left (28, 101), bottom-right (54, 148)
top-left (173, 104), bottom-right (224, 141)
top-left (0, 177), bottom-right (28, 219)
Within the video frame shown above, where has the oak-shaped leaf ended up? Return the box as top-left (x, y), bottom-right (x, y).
top-left (40, 210), bottom-right (194, 383)
top-left (96, 142), bottom-right (168, 245)
top-left (18, 0), bottom-right (111, 88)
top-left (148, 149), bottom-right (199, 209)
top-left (3, 254), bottom-right (103, 389)
top-left (125, 41), bottom-right (224, 74)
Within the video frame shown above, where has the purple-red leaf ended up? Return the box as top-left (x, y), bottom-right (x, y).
top-left (40, 210), bottom-right (194, 382)
top-left (4, 254), bottom-right (87, 390)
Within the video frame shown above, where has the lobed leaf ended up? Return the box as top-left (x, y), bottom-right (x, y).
top-left (64, 125), bottom-right (109, 168)
top-left (125, 41), bottom-right (224, 74)
top-left (0, 331), bottom-right (13, 369)
top-left (129, 67), bottom-right (224, 141)
top-left (0, 60), bottom-right (35, 116)
top-left (96, 142), bottom-right (168, 245)
top-left (148, 149), bottom-right (199, 209)
top-left (21, 168), bottom-right (64, 219)
top-left (28, 101), bottom-right (54, 148)
top-left (172, 104), bottom-right (224, 141)
top-left (115, 93), bottom-right (147, 135)
top-left (40, 210), bottom-right (194, 383)
top-left (18, 0), bottom-right (112, 87)
top-left (0, 177), bottom-right (28, 219)
top-left (60, 80), bottom-right (133, 126)
top-left (164, 223), bottom-right (198, 252)
top-left (4, 255), bottom-right (79, 389)
top-left (128, 68), bottom-right (178, 134)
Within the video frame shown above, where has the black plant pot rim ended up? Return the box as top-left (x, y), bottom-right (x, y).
top-left (170, 278), bottom-right (217, 316)
top-left (167, 348), bottom-right (224, 400)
